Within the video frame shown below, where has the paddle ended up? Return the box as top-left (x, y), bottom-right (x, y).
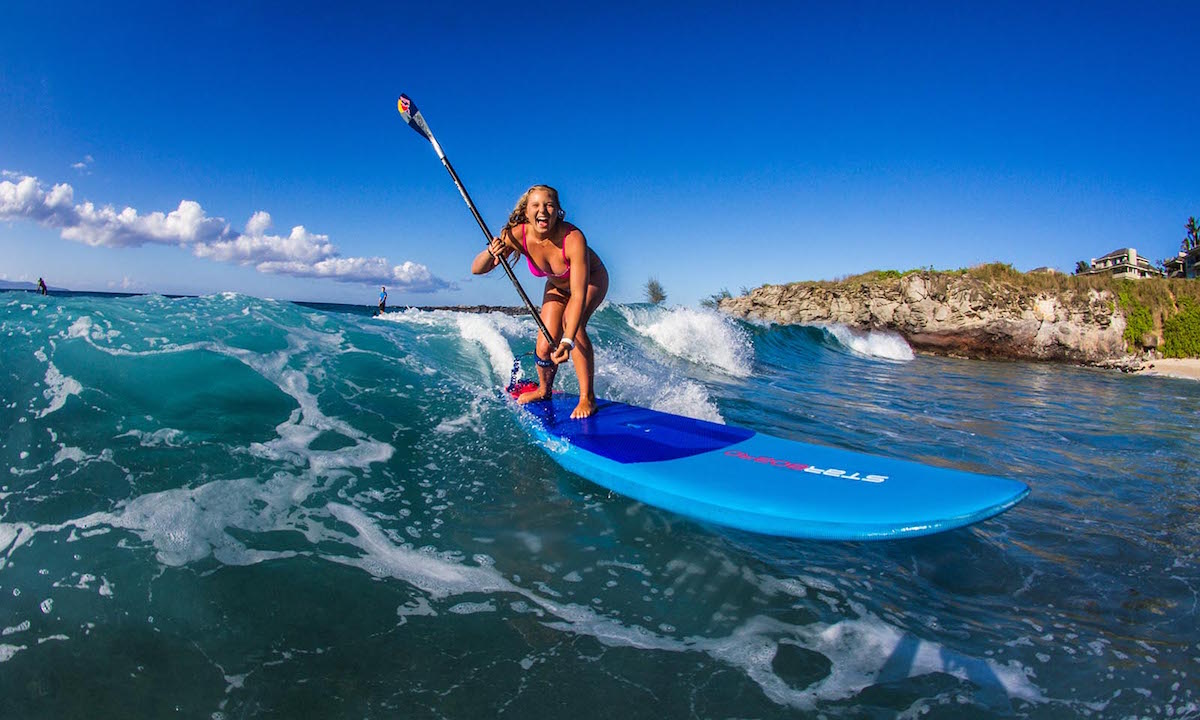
top-left (396, 94), bottom-right (553, 345)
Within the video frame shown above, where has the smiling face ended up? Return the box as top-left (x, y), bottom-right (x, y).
top-left (524, 188), bottom-right (561, 235)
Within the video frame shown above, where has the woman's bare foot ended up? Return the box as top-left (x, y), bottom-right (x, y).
top-left (517, 386), bottom-right (550, 404)
top-left (570, 397), bottom-right (597, 419)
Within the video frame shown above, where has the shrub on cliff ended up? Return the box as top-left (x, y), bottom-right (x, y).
top-left (701, 288), bottom-right (732, 308)
top-left (961, 263), bottom-right (1024, 283)
top-left (1162, 297), bottom-right (1200, 358)
top-left (1117, 286), bottom-right (1155, 351)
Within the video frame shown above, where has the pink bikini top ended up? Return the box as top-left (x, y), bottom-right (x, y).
top-left (520, 224), bottom-right (570, 279)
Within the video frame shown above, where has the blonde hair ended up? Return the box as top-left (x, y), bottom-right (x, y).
top-left (503, 185), bottom-right (564, 236)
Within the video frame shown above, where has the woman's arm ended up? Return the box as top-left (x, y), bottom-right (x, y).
top-left (471, 228), bottom-right (518, 275)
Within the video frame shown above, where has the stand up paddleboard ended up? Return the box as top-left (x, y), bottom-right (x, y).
top-left (511, 387), bottom-right (1029, 540)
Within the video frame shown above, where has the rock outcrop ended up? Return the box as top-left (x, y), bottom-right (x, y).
top-left (718, 273), bottom-right (1134, 366)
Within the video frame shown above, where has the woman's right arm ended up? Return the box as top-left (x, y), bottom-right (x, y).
top-left (471, 229), bottom-right (517, 275)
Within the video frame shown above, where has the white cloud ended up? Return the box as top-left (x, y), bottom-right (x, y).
top-left (254, 256), bottom-right (445, 290)
top-left (193, 215), bottom-right (337, 265)
top-left (0, 173), bottom-right (451, 292)
top-left (0, 176), bottom-right (71, 224)
top-left (71, 155), bottom-right (94, 173)
top-left (62, 199), bottom-right (230, 248)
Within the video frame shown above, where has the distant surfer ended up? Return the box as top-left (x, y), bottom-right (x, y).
top-left (37, 277), bottom-right (47, 295)
top-left (378, 285), bottom-right (387, 315)
top-left (471, 185), bottom-right (608, 419)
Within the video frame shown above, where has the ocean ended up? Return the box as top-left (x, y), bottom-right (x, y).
top-left (1, 290), bottom-right (1196, 719)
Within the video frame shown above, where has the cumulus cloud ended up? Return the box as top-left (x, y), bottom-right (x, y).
top-left (192, 213), bottom-right (337, 265)
top-left (0, 173), bottom-right (451, 292)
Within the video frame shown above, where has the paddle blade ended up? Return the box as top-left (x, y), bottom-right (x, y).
top-left (397, 94), bottom-right (434, 142)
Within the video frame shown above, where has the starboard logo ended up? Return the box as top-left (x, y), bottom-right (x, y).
top-left (723, 449), bottom-right (887, 483)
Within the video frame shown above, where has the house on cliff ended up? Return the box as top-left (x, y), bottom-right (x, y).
top-left (1079, 248), bottom-right (1164, 280)
top-left (1164, 247), bottom-right (1200, 279)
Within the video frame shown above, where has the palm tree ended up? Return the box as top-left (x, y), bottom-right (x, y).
top-left (644, 277), bottom-right (666, 305)
top-left (1184, 217), bottom-right (1200, 252)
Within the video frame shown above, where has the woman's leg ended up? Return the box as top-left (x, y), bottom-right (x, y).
top-left (517, 288), bottom-right (566, 405)
top-left (568, 265), bottom-right (609, 419)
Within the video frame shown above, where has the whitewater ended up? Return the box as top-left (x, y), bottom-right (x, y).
top-left (1, 290), bottom-right (1197, 718)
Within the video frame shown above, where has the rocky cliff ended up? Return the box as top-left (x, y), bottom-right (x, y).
top-left (718, 273), bottom-right (1134, 366)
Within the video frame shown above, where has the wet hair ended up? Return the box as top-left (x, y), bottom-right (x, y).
top-left (503, 185), bottom-right (565, 236)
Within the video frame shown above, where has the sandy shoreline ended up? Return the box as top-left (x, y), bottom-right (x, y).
top-left (1134, 358), bottom-right (1200, 381)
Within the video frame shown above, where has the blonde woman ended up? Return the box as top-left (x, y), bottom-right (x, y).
top-left (472, 185), bottom-right (609, 419)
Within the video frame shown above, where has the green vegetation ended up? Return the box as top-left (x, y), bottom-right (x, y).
top-left (835, 268), bottom-right (916, 284)
top-left (1183, 217), bottom-right (1200, 252)
top-left (701, 288), bottom-right (732, 309)
top-left (1117, 286), bottom-right (1155, 351)
top-left (644, 277), bottom-right (667, 305)
top-left (1162, 297), bottom-right (1200, 357)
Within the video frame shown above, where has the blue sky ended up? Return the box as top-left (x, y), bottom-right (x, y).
top-left (2, 1), bottom-right (1197, 307)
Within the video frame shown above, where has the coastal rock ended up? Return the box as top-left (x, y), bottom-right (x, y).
top-left (411, 305), bottom-right (526, 316)
top-left (718, 274), bottom-right (1129, 364)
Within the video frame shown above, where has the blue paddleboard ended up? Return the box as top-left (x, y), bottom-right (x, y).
top-left (514, 392), bottom-right (1029, 540)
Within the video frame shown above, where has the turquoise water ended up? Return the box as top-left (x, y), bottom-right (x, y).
top-left (1, 290), bottom-right (1197, 718)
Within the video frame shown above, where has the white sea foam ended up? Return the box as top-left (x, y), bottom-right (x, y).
top-left (618, 305), bottom-right (754, 376)
top-left (0, 522), bottom-right (35, 559)
top-left (455, 313), bottom-right (519, 384)
top-left (115, 428), bottom-right (186, 447)
top-left (67, 474), bottom-right (312, 567)
top-left (52, 446), bottom-right (89, 465)
top-left (37, 361), bottom-right (83, 417)
top-left (596, 357), bottom-right (723, 423)
top-left (448, 601), bottom-right (497, 615)
top-left (433, 394), bottom-right (488, 437)
top-left (823, 323), bottom-right (914, 361)
top-left (66, 316), bottom-right (93, 339)
top-left (192, 323), bottom-right (396, 475)
top-left (383, 308), bottom-right (529, 386)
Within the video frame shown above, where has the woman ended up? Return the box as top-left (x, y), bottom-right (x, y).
top-left (471, 185), bottom-right (608, 419)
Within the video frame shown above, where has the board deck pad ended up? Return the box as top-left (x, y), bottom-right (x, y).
top-left (517, 393), bottom-right (1029, 540)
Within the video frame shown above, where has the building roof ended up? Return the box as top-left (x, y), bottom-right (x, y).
top-left (1097, 248), bottom-right (1135, 261)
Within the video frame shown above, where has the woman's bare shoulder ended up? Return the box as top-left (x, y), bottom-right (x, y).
top-left (501, 223), bottom-right (525, 246)
top-left (561, 223), bottom-right (586, 246)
